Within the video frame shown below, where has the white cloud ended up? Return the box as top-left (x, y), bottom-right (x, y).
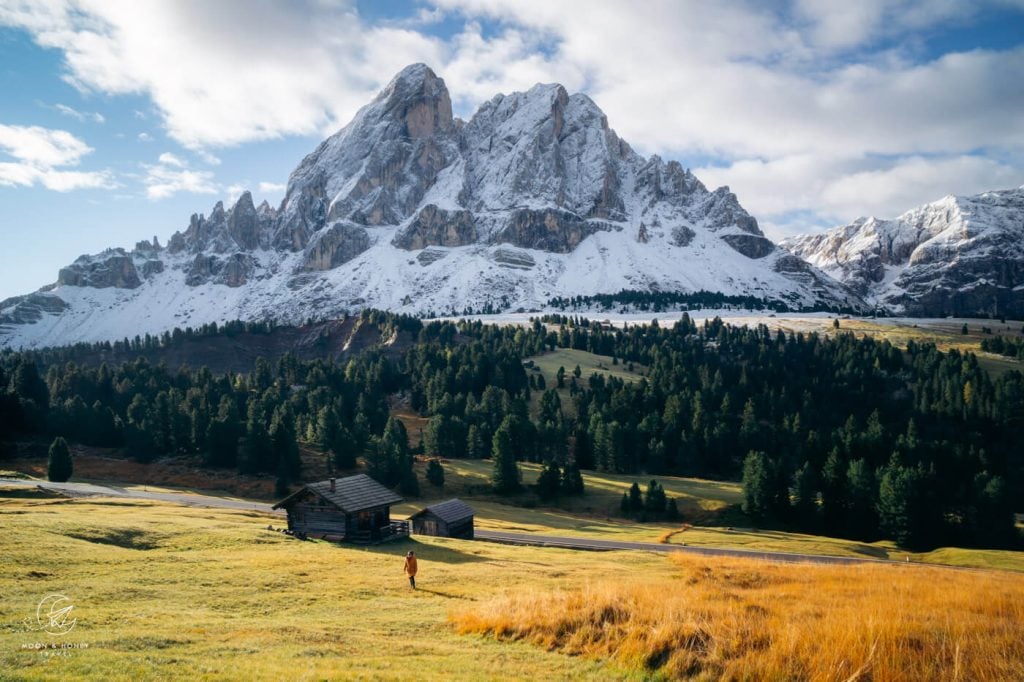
top-left (0, 122), bottom-right (114, 191)
top-left (819, 155), bottom-right (1024, 219)
top-left (699, 154), bottom-right (1023, 239)
top-left (258, 181), bottom-right (285, 194)
top-left (53, 103), bottom-right (105, 123)
top-left (0, 123), bottom-right (91, 167)
top-left (0, 0), bottom-right (444, 149)
top-left (195, 149), bottom-right (220, 166)
top-left (157, 152), bottom-right (186, 167)
top-left (142, 164), bottom-right (217, 200)
top-left (2, 0), bottom-right (1023, 234)
top-left (137, 132), bottom-right (153, 142)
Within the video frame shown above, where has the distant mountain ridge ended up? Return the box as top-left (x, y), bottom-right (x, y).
top-left (2, 63), bottom-right (860, 349)
top-left (781, 187), bottom-right (1024, 317)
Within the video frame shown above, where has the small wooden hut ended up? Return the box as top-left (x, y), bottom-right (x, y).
top-left (409, 499), bottom-right (475, 539)
top-left (272, 475), bottom-right (407, 543)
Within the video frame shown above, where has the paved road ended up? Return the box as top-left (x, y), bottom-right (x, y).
top-left (2, 478), bottom-right (888, 566)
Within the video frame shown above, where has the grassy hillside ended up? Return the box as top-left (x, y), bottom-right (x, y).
top-left (3, 490), bottom-right (1022, 681)
top-left (411, 460), bottom-right (1024, 571)
top-left (523, 348), bottom-right (645, 417)
top-left (0, 492), bottom-right (642, 681)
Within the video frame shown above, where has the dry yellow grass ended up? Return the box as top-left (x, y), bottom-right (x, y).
top-left (451, 553), bottom-right (1024, 681)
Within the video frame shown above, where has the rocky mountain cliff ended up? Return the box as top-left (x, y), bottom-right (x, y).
top-left (781, 188), bottom-right (1024, 317)
top-left (1, 64), bottom-right (859, 349)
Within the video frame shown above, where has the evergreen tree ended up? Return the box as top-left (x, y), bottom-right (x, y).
top-left (845, 458), bottom-right (878, 540)
top-left (491, 417), bottom-right (522, 494)
top-left (47, 436), bottom-right (72, 482)
top-left (331, 424), bottom-right (359, 470)
top-left (369, 417), bottom-right (410, 487)
top-left (560, 461), bottom-right (585, 495)
top-left (399, 466), bottom-right (420, 496)
top-left (665, 498), bottom-right (680, 521)
top-left (270, 407), bottom-right (301, 479)
top-left (536, 460), bottom-right (562, 500)
top-left (206, 396), bottom-right (239, 468)
top-left (628, 481), bottom-right (644, 512)
top-left (877, 456), bottom-right (930, 549)
top-left (741, 450), bottom-right (772, 519)
top-left (791, 461), bottom-right (819, 527)
top-left (466, 424), bottom-right (487, 459)
top-left (644, 480), bottom-right (667, 514)
top-left (820, 448), bottom-right (848, 532)
top-left (426, 458), bottom-right (445, 488)
top-left (241, 400), bottom-right (273, 474)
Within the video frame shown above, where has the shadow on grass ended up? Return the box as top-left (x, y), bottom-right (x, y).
top-left (328, 537), bottom-right (489, 564)
top-left (0, 487), bottom-right (65, 499)
top-left (415, 587), bottom-right (472, 600)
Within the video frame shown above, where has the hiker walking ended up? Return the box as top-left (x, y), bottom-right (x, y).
top-left (404, 550), bottom-right (418, 589)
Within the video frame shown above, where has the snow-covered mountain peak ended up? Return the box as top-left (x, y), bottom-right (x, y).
top-left (782, 187), bottom-right (1024, 316)
top-left (1, 64), bottom-right (863, 349)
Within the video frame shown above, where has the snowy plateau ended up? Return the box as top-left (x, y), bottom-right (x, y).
top-left (0, 62), bottom-right (969, 350)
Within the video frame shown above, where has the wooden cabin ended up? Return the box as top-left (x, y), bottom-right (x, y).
top-left (272, 475), bottom-right (408, 544)
top-left (409, 499), bottom-right (475, 539)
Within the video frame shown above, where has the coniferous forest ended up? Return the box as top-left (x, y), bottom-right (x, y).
top-left (1, 310), bottom-right (1021, 551)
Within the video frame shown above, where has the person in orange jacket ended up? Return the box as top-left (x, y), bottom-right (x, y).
top-left (404, 550), bottom-right (418, 588)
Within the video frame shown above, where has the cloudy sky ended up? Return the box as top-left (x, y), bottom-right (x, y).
top-left (2, 0), bottom-right (1023, 300)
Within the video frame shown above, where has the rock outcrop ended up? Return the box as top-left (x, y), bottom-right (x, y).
top-left (392, 205), bottom-right (477, 250)
top-left (58, 249), bottom-right (141, 289)
top-left (497, 209), bottom-right (610, 253)
top-left (721, 234), bottom-right (775, 259)
top-left (186, 253), bottom-right (256, 287)
top-left (303, 222), bottom-right (371, 270)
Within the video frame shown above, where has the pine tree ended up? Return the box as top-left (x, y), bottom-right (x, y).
top-left (491, 417), bottom-right (521, 494)
top-left (665, 498), bottom-right (680, 521)
top-left (845, 458), bottom-right (878, 540)
top-left (644, 480), bottom-right (667, 514)
top-left (536, 460), bottom-right (562, 500)
top-left (399, 466), bottom-right (420, 496)
top-left (369, 417), bottom-right (410, 487)
top-left (331, 424), bottom-right (358, 470)
top-left (877, 456), bottom-right (930, 549)
top-left (47, 436), bottom-right (72, 482)
top-left (791, 461), bottom-right (818, 527)
top-left (466, 424), bottom-right (487, 459)
top-left (741, 450), bottom-right (772, 519)
top-left (426, 458), bottom-right (445, 488)
top-left (628, 481), bottom-right (644, 512)
top-left (270, 407), bottom-right (301, 479)
top-left (560, 461), bottom-right (585, 495)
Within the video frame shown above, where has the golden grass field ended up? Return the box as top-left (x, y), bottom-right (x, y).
top-left (0, 491), bottom-right (640, 681)
top-left (453, 552), bottom-right (1024, 681)
top-left (3, 490), bottom-right (1023, 681)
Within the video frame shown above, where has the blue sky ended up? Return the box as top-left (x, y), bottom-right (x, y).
top-left (1, 0), bottom-right (1023, 301)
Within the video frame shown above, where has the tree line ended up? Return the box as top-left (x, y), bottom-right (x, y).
top-left (2, 309), bottom-right (1022, 550)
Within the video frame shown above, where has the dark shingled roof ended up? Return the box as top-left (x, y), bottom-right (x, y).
top-left (409, 498), bottom-right (474, 524)
top-left (273, 474), bottom-right (402, 512)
